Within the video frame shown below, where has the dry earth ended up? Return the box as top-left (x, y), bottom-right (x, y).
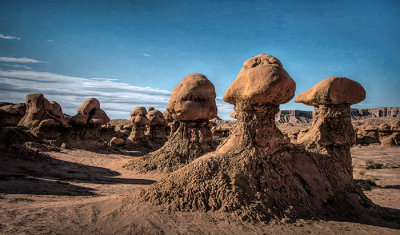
top-left (0, 146), bottom-right (399, 234)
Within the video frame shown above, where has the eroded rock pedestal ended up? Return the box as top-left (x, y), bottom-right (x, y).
top-left (127, 107), bottom-right (149, 141)
top-left (65, 98), bottom-right (110, 149)
top-left (146, 109), bottom-right (167, 140)
top-left (138, 54), bottom-right (373, 223)
top-left (295, 76), bottom-right (367, 190)
top-left (17, 94), bottom-right (67, 139)
top-left (125, 73), bottom-right (217, 173)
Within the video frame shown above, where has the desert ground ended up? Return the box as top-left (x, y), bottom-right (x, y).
top-left (0, 124), bottom-right (399, 234)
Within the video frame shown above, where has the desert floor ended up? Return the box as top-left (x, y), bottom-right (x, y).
top-left (0, 145), bottom-right (399, 234)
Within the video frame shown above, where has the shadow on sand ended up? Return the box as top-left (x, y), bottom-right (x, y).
top-left (0, 148), bottom-right (156, 196)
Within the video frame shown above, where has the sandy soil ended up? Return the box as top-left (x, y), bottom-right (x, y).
top-left (1, 146), bottom-right (399, 234)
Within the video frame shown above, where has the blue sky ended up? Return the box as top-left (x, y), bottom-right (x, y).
top-left (0, 0), bottom-right (399, 119)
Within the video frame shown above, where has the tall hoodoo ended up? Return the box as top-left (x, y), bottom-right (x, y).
top-left (126, 73), bottom-right (217, 173)
top-left (222, 53), bottom-right (296, 147)
top-left (128, 107), bottom-right (150, 140)
top-left (295, 76), bottom-right (365, 149)
top-left (295, 76), bottom-right (366, 188)
top-left (138, 54), bottom-right (371, 222)
top-left (146, 109), bottom-right (167, 139)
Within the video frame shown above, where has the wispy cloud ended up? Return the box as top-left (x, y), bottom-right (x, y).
top-left (0, 33), bottom-right (21, 40)
top-left (1, 64), bottom-right (32, 70)
top-left (0, 69), bottom-right (171, 119)
top-left (143, 53), bottom-right (151, 57)
top-left (0, 57), bottom-right (43, 63)
top-left (0, 69), bottom-right (234, 119)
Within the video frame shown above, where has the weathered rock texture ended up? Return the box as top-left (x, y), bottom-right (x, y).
top-left (162, 111), bottom-right (176, 136)
top-left (354, 119), bottom-right (400, 146)
top-left (167, 73), bottom-right (217, 120)
top-left (17, 94), bottom-right (66, 138)
top-left (295, 77), bottom-right (366, 151)
top-left (146, 109), bottom-right (167, 139)
top-left (295, 77), bottom-right (367, 193)
top-left (125, 73), bottom-right (217, 173)
top-left (138, 54), bottom-right (372, 223)
top-left (223, 53), bottom-right (295, 105)
top-left (70, 98), bottom-right (109, 126)
top-left (295, 76), bottom-right (365, 106)
top-left (0, 103), bottom-right (26, 126)
top-left (128, 107), bottom-right (149, 140)
top-left (66, 98), bottom-right (110, 149)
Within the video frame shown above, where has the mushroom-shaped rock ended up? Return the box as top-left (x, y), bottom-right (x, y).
top-left (167, 73), bottom-right (217, 121)
top-left (126, 74), bottom-right (217, 173)
top-left (128, 107), bottom-right (150, 140)
top-left (295, 76), bottom-right (365, 149)
top-left (130, 107), bottom-right (147, 118)
top-left (77, 98), bottom-right (100, 115)
top-left (146, 110), bottom-right (167, 139)
top-left (223, 54), bottom-right (296, 105)
top-left (136, 54), bottom-right (370, 223)
top-left (89, 109), bottom-right (110, 126)
top-left (295, 77), bottom-right (366, 192)
top-left (147, 110), bottom-right (166, 126)
top-left (295, 76), bottom-right (366, 106)
top-left (71, 98), bottom-right (107, 126)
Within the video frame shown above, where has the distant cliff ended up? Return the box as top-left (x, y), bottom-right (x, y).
top-left (276, 107), bottom-right (400, 124)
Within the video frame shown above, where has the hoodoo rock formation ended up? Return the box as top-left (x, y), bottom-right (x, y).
top-left (17, 94), bottom-right (66, 138)
top-left (138, 54), bottom-right (372, 222)
top-left (295, 76), bottom-right (366, 150)
top-left (67, 98), bottom-right (110, 148)
top-left (295, 76), bottom-right (366, 192)
top-left (70, 98), bottom-right (110, 126)
top-left (126, 73), bottom-right (217, 173)
top-left (146, 109), bottom-right (167, 139)
top-left (127, 107), bottom-right (150, 141)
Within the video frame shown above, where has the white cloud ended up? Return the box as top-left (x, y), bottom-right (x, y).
top-left (143, 53), bottom-right (151, 57)
top-left (0, 57), bottom-right (43, 63)
top-left (1, 64), bottom-right (32, 70)
top-left (0, 69), bottom-right (171, 119)
top-left (0, 34), bottom-right (21, 40)
top-left (47, 40), bottom-right (52, 42)
top-left (0, 69), bottom-right (235, 120)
